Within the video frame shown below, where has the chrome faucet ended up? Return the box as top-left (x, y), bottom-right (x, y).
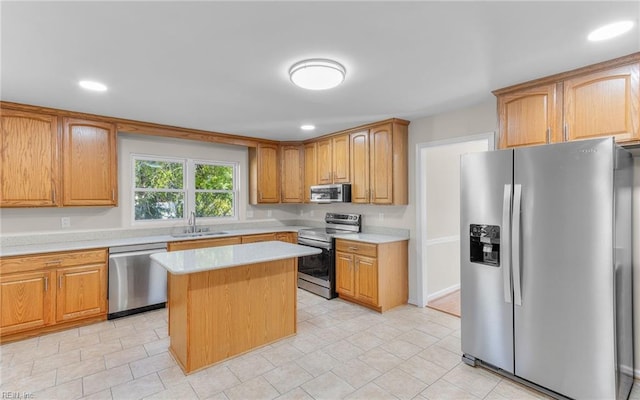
top-left (188, 211), bottom-right (197, 233)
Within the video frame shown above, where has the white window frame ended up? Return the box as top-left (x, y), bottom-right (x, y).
top-left (188, 159), bottom-right (239, 221)
top-left (132, 155), bottom-right (186, 223)
top-left (131, 154), bottom-right (239, 224)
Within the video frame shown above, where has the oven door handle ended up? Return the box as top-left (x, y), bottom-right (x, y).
top-left (297, 237), bottom-right (332, 250)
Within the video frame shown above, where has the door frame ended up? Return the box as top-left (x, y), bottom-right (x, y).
top-left (414, 132), bottom-right (495, 307)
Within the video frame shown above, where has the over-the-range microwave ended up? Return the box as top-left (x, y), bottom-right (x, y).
top-left (310, 184), bottom-right (351, 203)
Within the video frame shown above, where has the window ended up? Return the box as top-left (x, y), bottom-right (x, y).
top-left (133, 156), bottom-right (237, 222)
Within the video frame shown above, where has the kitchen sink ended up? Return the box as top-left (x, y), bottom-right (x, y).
top-left (171, 231), bottom-right (228, 238)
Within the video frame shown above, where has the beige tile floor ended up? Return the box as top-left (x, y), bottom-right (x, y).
top-left (1, 289), bottom-right (639, 400)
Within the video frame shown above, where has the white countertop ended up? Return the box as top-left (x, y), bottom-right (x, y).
top-left (150, 241), bottom-right (322, 274)
top-left (0, 226), bottom-right (309, 257)
top-left (334, 233), bottom-right (408, 244)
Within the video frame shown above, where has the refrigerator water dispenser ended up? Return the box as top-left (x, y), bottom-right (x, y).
top-left (469, 224), bottom-right (500, 266)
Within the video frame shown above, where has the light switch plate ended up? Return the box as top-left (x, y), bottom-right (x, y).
top-left (267, 210), bottom-right (273, 218)
top-left (61, 217), bottom-right (71, 228)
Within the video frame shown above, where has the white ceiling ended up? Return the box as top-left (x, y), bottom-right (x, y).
top-left (2, 1), bottom-right (639, 141)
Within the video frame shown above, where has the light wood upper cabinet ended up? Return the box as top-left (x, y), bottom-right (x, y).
top-left (316, 138), bottom-right (333, 184)
top-left (280, 144), bottom-right (304, 203)
top-left (56, 263), bottom-right (107, 322)
top-left (316, 134), bottom-right (350, 184)
top-left (498, 83), bottom-right (562, 148)
top-left (303, 142), bottom-right (317, 203)
top-left (369, 122), bottom-right (408, 205)
top-left (331, 134), bottom-right (350, 183)
top-left (350, 130), bottom-right (370, 204)
top-left (249, 143), bottom-right (280, 204)
top-left (0, 110), bottom-right (59, 207)
top-left (0, 270), bottom-right (54, 336)
top-left (62, 118), bottom-right (117, 206)
top-left (495, 54), bottom-right (640, 148)
top-left (564, 63), bottom-right (639, 143)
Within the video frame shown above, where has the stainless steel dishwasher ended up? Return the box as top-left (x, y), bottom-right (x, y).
top-left (108, 242), bottom-right (168, 319)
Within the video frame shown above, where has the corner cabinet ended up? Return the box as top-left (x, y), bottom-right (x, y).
top-left (249, 143), bottom-right (280, 204)
top-left (0, 110), bottom-right (60, 207)
top-left (335, 239), bottom-right (408, 312)
top-left (495, 54), bottom-right (640, 148)
top-left (63, 118), bottom-right (118, 206)
top-left (0, 248), bottom-right (108, 342)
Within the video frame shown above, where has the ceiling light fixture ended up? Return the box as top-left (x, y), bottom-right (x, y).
top-left (79, 80), bottom-right (108, 92)
top-left (289, 59), bottom-right (346, 90)
top-left (588, 20), bottom-right (634, 41)
top-left (301, 124), bottom-right (316, 131)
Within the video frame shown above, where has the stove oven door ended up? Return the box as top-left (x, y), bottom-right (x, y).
top-left (297, 237), bottom-right (336, 299)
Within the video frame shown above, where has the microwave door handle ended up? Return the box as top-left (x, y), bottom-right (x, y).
top-left (502, 184), bottom-right (512, 304)
top-left (512, 184), bottom-right (523, 306)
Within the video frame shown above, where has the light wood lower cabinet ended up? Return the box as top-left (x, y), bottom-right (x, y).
top-left (0, 270), bottom-right (54, 335)
top-left (56, 264), bottom-right (107, 322)
top-left (0, 249), bottom-right (108, 342)
top-left (335, 239), bottom-right (408, 312)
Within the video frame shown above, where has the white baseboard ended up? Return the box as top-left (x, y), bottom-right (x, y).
top-left (427, 284), bottom-right (460, 302)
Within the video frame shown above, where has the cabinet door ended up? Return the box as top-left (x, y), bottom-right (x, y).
top-left (564, 63), bottom-right (639, 143)
top-left (355, 255), bottom-right (378, 306)
top-left (1, 110), bottom-right (59, 207)
top-left (241, 233), bottom-right (277, 243)
top-left (63, 118), bottom-right (117, 206)
top-left (335, 251), bottom-right (355, 296)
top-left (316, 138), bottom-right (332, 184)
top-left (56, 264), bottom-right (107, 322)
top-left (256, 144), bottom-right (280, 203)
top-left (275, 232), bottom-right (296, 243)
top-left (281, 145), bottom-right (303, 203)
top-left (0, 270), bottom-right (54, 335)
top-left (332, 134), bottom-right (350, 183)
top-left (369, 124), bottom-right (394, 204)
top-left (350, 130), bottom-right (370, 203)
top-left (303, 142), bottom-right (317, 203)
top-left (498, 83), bottom-right (561, 149)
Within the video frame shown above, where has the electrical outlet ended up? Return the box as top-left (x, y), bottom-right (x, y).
top-left (267, 210), bottom-right (272, 218)
top-left (247, 210), bottom-right (254, 218)
top-left (378, 212), bottom-right (384, 222)
top-left (61, 217), bottom-right (71, 228)
top-left (310, 210), bottom-right (315, 217)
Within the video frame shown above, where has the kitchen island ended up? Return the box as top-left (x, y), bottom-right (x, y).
top-left (150, 241), bottom-right (321, 374)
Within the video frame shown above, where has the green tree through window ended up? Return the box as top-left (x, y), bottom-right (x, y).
top-left (133, 157), bottom-right (236, 222)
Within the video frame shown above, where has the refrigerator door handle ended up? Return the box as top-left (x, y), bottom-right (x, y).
top-left (502, 184), bottom-right (512, 304)
top-left (512, 184), bottom-right (523, 306)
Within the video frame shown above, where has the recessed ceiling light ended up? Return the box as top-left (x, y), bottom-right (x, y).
top-left (301, 124), bottom-right (316, 131)
top-left (289, 59), bottom-right (346, 90)
top-left (79, 80), bottom-right (108, 92)
top-left (588, 21), bottom-right (634, 41)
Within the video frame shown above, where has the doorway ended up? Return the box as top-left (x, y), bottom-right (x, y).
top-left (415, 133), bottom-right (494, 313)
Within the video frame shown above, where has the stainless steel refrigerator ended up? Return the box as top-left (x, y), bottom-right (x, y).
top-left (460, 138), bottom-right (634, 399)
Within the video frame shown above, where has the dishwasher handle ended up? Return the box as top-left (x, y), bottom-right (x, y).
top-left (109, 249), bottom-right (166, 259)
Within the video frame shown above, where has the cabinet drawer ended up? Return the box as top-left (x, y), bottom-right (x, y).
top-left (336, 240), bottom-right (377, 257)
top-left (0, 249), bottom-right (107, 275)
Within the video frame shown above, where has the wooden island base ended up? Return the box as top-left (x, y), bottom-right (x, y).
top-left (167, 257), bottom-right (297, 374)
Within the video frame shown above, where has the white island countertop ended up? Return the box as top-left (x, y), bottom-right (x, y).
top-left (150, 241), bottom-right (321, 275)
